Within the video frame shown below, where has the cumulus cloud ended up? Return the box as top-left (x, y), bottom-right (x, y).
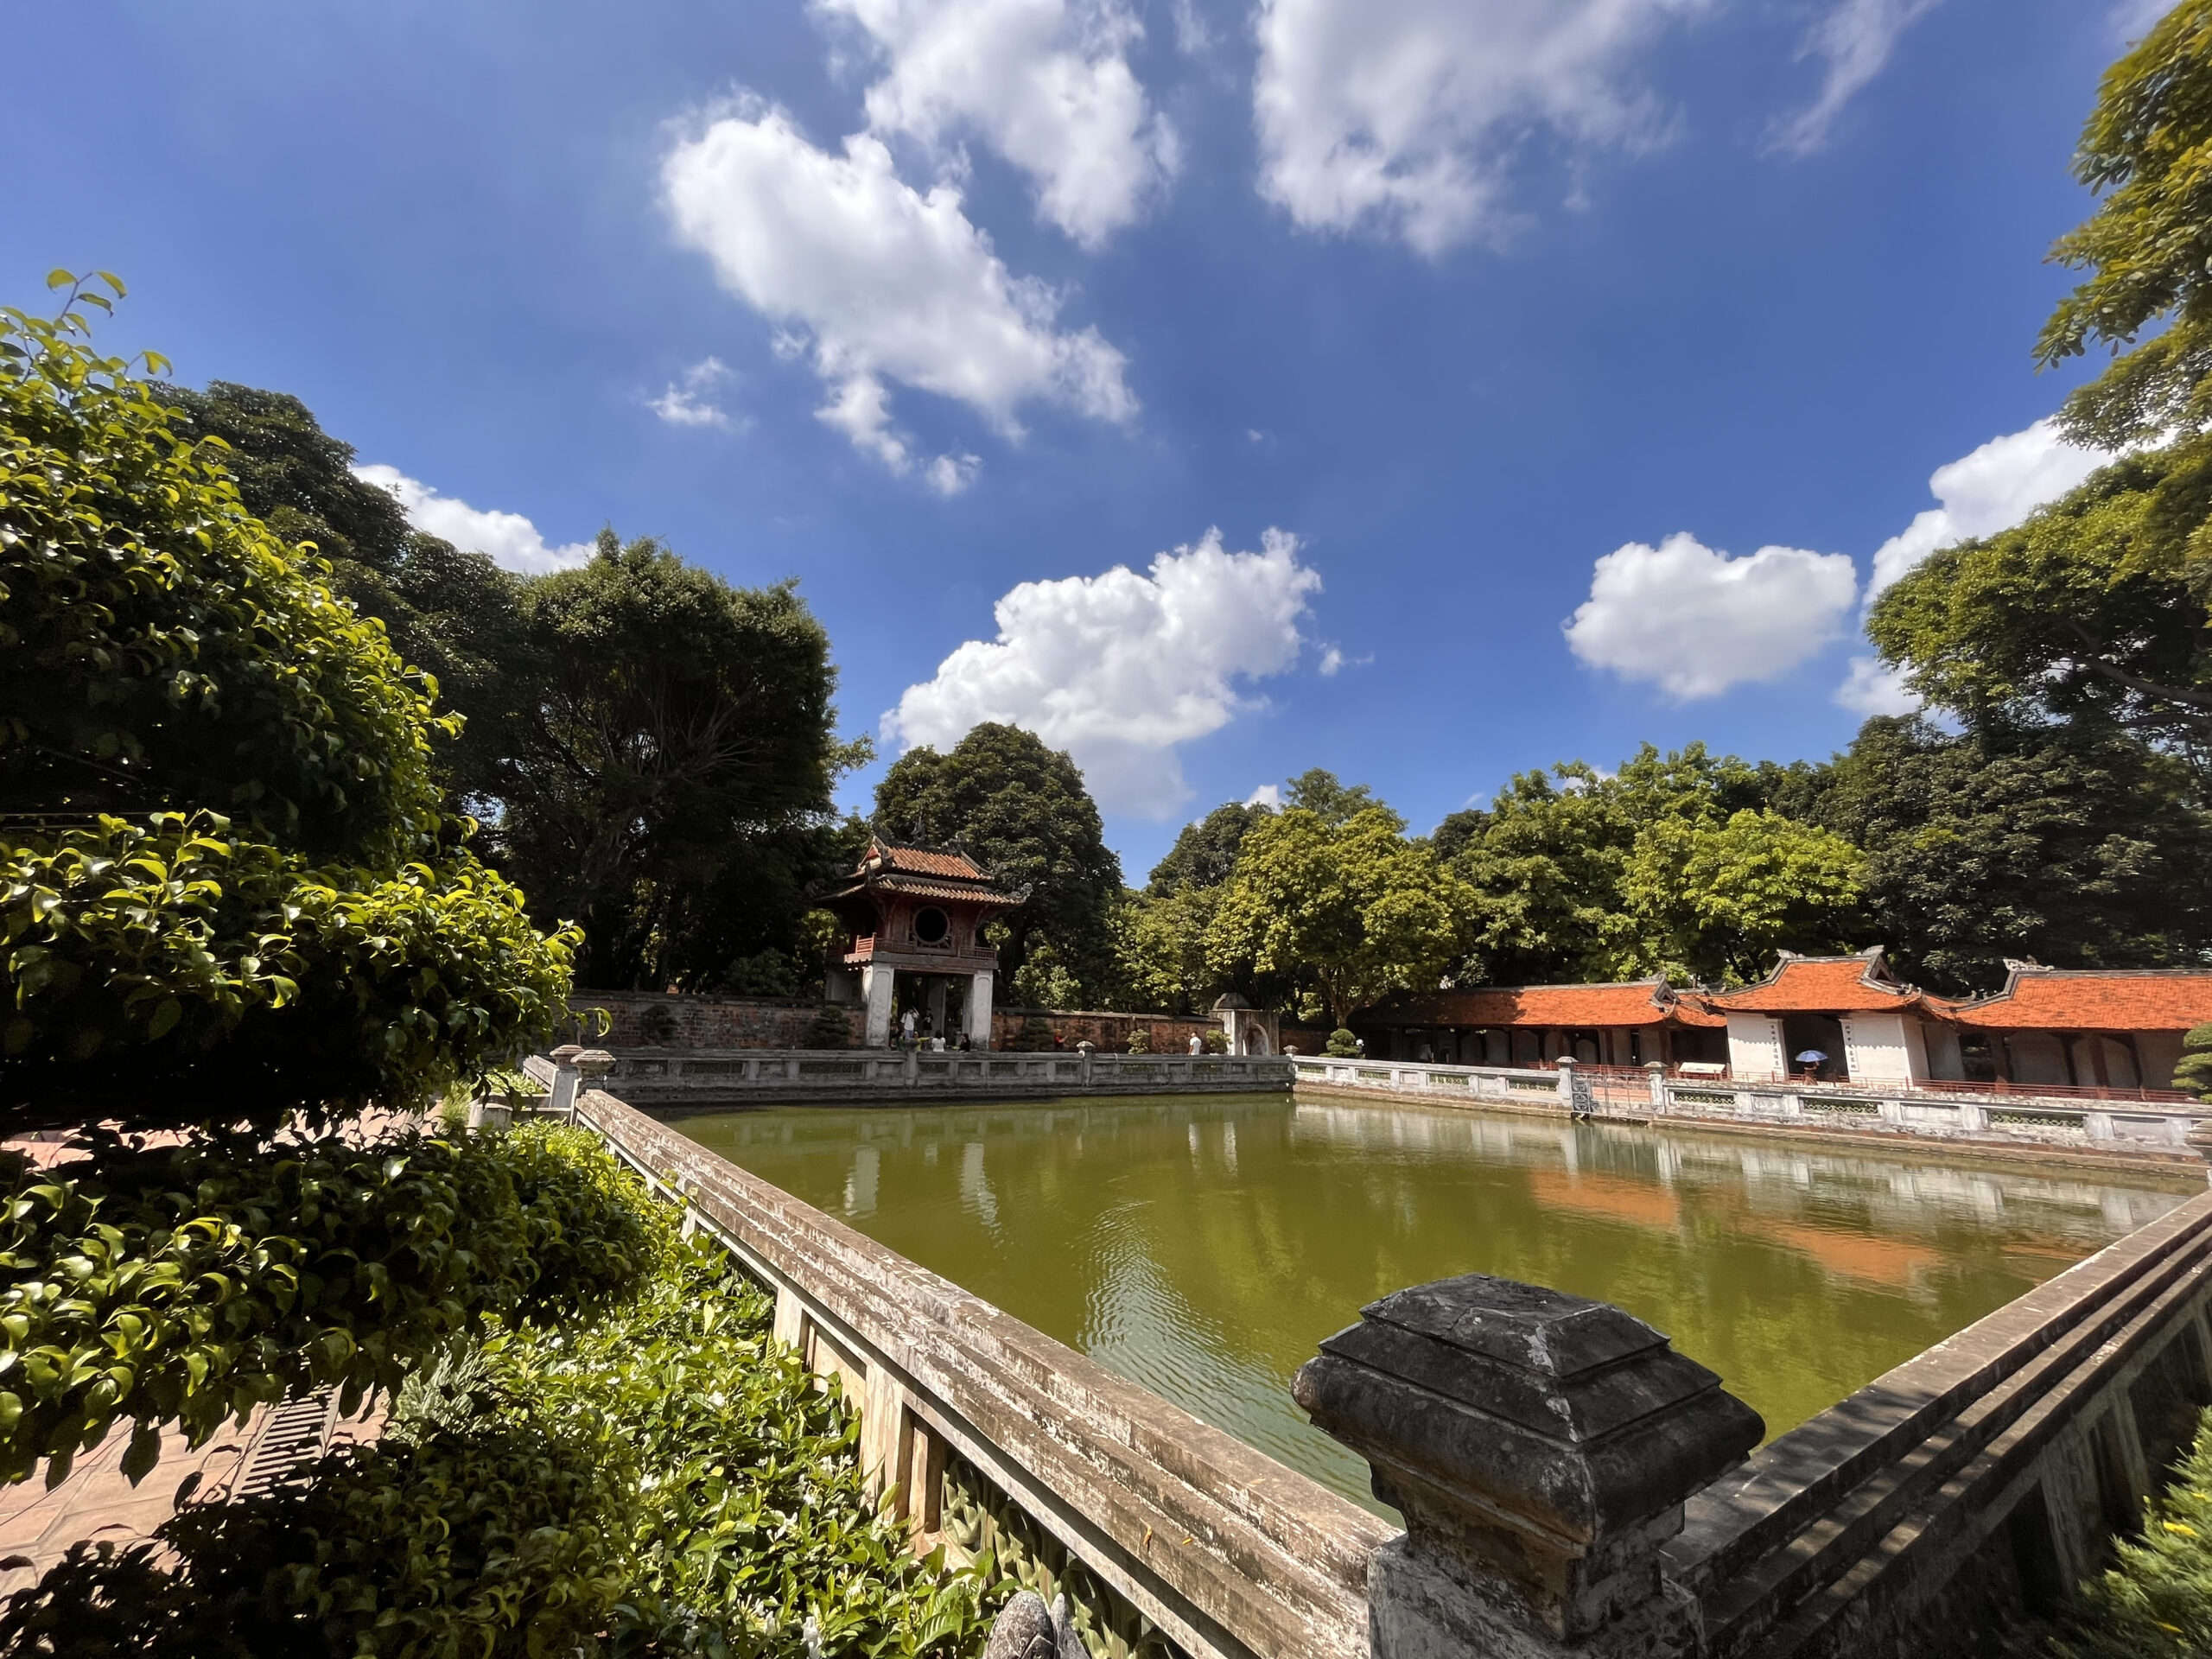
top-left (1768, 0), bottom-right (1940, 156)
top-left (886, 528), bottom-right (1322, 815)
top-left (352, 465), bottom-right (592, 574)
top-left (818, 0), bottom-right (1177, 246)
top-left (663, 104), bottom-right (1135, 480)
top-left (1251, 0), bottom-right (1707, 254)
top-left (1245, 783), bottom-right (1283, 808)
top-left (1834, 655), bottom-right (1921, 716)
top-left (1564, 531), bottom-right (1858, 700)
top-left (1865, 417), bottom-right (2112, 604)
top-left (649, 357), bottom-right (734, 428)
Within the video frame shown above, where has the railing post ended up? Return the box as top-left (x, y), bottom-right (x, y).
top-left (548, 1044), bottom-right (583, 1121)
top-left (1077, 1039), bottom-right (1095, 1087)
top-left (1295, 1274), bottom-right (1761, 1657)
top-left (571, 1049), bottom-right (614, 1122)
top-left (1645, 1061), bottom-right (1666, 1109)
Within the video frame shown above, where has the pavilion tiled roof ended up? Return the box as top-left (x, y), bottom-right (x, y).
top-left (1950, 967), bottom-right (2212, 1032)
top-left (1373, 981), bottom-right (1718, 1029)
top-left (1697, 952), bottom-right (1939, 1015)
top-left (875, 843), bottom-right (988, 880)
top-left (854, 874), bottom-right (1019, 905)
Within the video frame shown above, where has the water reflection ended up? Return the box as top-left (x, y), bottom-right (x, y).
top-left (678, 1094), bottom-right (2192, 1514)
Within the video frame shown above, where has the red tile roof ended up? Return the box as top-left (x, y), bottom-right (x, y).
top-left (1376, 982), bottom-right (1700, 1028)
top-left (1952, 969), bottom-right (2212, 1032)
top-left (1700, 953), bottom-right (1930, 1014)
top-left (874, 842), bottom-right (987, 880)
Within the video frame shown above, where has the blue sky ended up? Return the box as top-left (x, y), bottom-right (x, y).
top-left (3, 0), bottom-right (2158, 875)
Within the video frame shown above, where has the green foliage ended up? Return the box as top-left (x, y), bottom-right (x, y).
top-left (1610, 809), bottom-right (1864, 986)
top-left (806, 1002), bottom-right (852, 1049)
top-left (1146, 803), bottom-right (1267, 896)
top-left (497, 533), bottom-right (862, 993)
top-left (0, 1243), bottom-right (1001, 1658)
top-left (2039, 0), bottom-right (2212, 450)
top-left (1797, 717), bottom-right (2212, 993)
top-left (0, 1122), bottom-right (665, 1487)
top-left (1864, 449), bottom-right (2212, 747)
top-left (1125, 1027), bottom-right (1151, 1053)
top-left (1281, 769), bottom-right (1379, 826)
top-left (1116, 883), bottom-right (1224, 1014)
top-left (3, 810), bottom-right (575, 1128)
top-left (0, 287), bottom-right (573, 1128)
top-left (874, 724), bottom-right (1122, 998)
top-left (2177, 1024), bottom-right (2212, 1102)
top-left (1208, 802), bottom-right (1473, 1027)
top-left (1015, 1015), bottom-right (1055, 1052)
top-left (1201, 1028), bottom-right (1229, 1054)
top-left (1324, 1028), bottom-right (1359, 1058)
top-left (2054, 1404), bottom-right (2212, 1658)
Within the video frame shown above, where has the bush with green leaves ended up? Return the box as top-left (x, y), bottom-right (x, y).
top-left (0, 279), bottom-right (573, 1129)
top-left (2055, 1405), bottom-right (2212, 1658)
top-left (0, 1238), bottom-right (1002, 1658)
top-left (2176, 1025), bottom-right (2212, 1103)
top-left (0, 1122), bottom-right (665, 1488)
top-left (1324, 1027), bottom-right (1359, 1058)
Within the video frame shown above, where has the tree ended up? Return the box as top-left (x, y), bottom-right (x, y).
top-left (491, 532), bottom-right (857, 992)
top-left (1282, 768), bottom-right (1378, 826)
top-left (1865, 450), bottom-right (2212, 749)
top-left (1609, 809), bottom-right (1865, 985)
top-left (1147, 802), bottom-right (1268, 895)
top-left (1, 279), bottom-right (571, 1130)
top-left (159, 381), bottom-right (534, 801)
top-left (1795, 715), bottom-right (2212, 994)
top-left (1207, 803), bottom-right (1473, 1027)
top-left (873, 723), bottom-right (1122, 995)
top-left (1116, 882), bottom-right (1223, 1014)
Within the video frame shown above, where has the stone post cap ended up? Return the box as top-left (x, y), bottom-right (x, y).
top-left (572, 1048), bottom-right (616, 1080)
top-left (1294, 1274), bottom-right (1760, 1638)
top-left (550, 1045), bottom-right (585, 1066)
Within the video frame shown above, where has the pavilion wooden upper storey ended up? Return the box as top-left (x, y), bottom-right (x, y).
top-left (819, 837), bottom-right (1026, 979)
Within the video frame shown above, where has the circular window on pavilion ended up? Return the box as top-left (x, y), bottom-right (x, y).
top-left (913, 906), bottom-right (950, 944)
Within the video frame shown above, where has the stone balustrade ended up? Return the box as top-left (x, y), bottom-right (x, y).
top-left (533, 1052), bottom-right (2212, 1658)
top-left (1292, 1055), bottom-right (2209, 1166)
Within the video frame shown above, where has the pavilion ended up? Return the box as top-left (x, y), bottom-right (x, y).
top-left (819, 836), bottom-right (1027, 1048)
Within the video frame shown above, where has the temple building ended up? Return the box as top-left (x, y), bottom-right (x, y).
top-left (1355, 948), bottom-right (2212, 1095)
top-left (819, 836), bottom-right (1027, 1048)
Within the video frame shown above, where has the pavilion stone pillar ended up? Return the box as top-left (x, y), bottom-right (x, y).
top-left (1294, 1274), bottom-right (1761, 1659)
top-left (926, 977), bottom-right (949, 1040)
top-left (966, 969), bottom-right (994, 1051)
top-left (861, 963), bottom-right (895, 1048)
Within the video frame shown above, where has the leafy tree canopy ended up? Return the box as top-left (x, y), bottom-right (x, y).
top-left (1147, 801), bottom-right (1268, 896)
top-left (1282, 767), bottom-right (1381, 826)
top-left (0, 280), bottom-right (571, 1128)
top-left (1208, 801), bottom-right (1472, 1027)
top-left (493, 531), bottom-right (859, 992)
top-left (874, 723), bottom-right (1122, 996)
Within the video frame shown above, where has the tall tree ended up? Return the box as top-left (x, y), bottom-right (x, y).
top-left (1608, 810), bottom-right (1864, 986)
top-left (493, 532), bottom-right (855, 991)
top-left (1796, 716), bottom-right (2212, 995)
top-left (1208, 802), bottom-right (1473, 1027)
top-left (1147, 801), bottom-right (1268, 896)
top-left (873, 724), bottom-right (1122, 996)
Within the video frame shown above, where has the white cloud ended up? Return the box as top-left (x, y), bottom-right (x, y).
top-left (663, 104), bottom-right (1135, 480)
top-left (886, 528), bottom-right (1322, 815)
top-left (1315, 644), bottom-right (1370, 676)
top-left (649, 356), bottom-right (734, 428)
top-left (1834, 655), bottom-right (1921, 716)
top-left (1864, 417), bottom-right (2112, 604)
top-left (1564, 531), bottom-right (1859, 700)
top-left (1767, 0), bottom-right (1940, 156)
top-left (1251, 0), bottom-right (1707, 254)
top-left (1245, 783), bottom-right (1282, 808)
top-left (2111, 0), bottom-right (2173, 41)
top-left (818, 0), bottom-right (1177, 247)
top-left (351, 465), bottom-right (592, 574)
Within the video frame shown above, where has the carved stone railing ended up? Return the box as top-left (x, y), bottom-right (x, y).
top-left (574, 1047), bottom-right (1294, 1108)
top-left (1291, 1055), bottom-right (2208, 1164)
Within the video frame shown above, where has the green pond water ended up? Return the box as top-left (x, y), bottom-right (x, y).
top-left (674, 1093), bottom-right (2196, 1515)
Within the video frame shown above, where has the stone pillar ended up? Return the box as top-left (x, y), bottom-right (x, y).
top-left (1645, 1061), bottom-right (1667, 1109)
top-left (861, 963), bottom-right (895, 1048)
top-left (926, 977), bottom-right (949, 1041)
top-left (1294, 1274), bottom-right (1762, 1658)
top-left (572, 1049), bottom-right (614, 1109)
top-left (548, 1045), bottom-right (584, 1121)
top-left (966, 969), bottom-right (994, 1051)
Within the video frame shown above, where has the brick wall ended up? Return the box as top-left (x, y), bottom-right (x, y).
top-left (569, 991), bottom-right (860, 1048)
top-left (991, 1007), bottom-right (1220, 1053)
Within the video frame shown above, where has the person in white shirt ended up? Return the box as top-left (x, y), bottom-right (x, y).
top-left (1187, 1033), bottom-right (1204, 1055)
top-left (900, 1008), bottom-right (918, 1045)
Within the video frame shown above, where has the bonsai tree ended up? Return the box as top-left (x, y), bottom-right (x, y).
top-left (1018, 1015), bottom-right (1055, 1052)
top-left (2177, 1025), bottom-right (2212, 1103)
top-left (1325, 1028), bottom-right (1360, 1058)
top-left (1127, 1027), bottom-right (1153, 1054)
top-left (805, 1003), bottom-right (852, 1049)
top-left (1203, 1029), bottom-right (1230, 1054)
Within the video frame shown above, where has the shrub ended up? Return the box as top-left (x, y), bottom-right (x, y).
top-left (1202, 1029), bottom-right (1229, 1054)
top-left (1126, 1027), bottom-right (1152, 1054)
top-left (1325, 1027), bottom-right (1360, 1057)
top-left (2055, 1404), bottom-right (2212, 1657)
top-left (1017, 1016), bottom-right (1055, 1052)
top-left (0, 1240), bottom-right (1001, 1658)
top-left (2175, 1024), bottom-right (2212, 1103)
top-left (806, 1002), bottom-right (852, 1049)
top-left (0, 285), bottom-right (574, 1131)
top-left (0, 1122), bottom-right (667, 1486)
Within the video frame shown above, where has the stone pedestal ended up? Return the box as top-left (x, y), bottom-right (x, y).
top-left (1294, 1274), bottom-right (1761, 1658)
top-left (548, 1045), bottom-right (584, 1120)
top-left (966, 969), bottom-right (994, 1051)
top-left (862, 963), bottom-right (895, 1048)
